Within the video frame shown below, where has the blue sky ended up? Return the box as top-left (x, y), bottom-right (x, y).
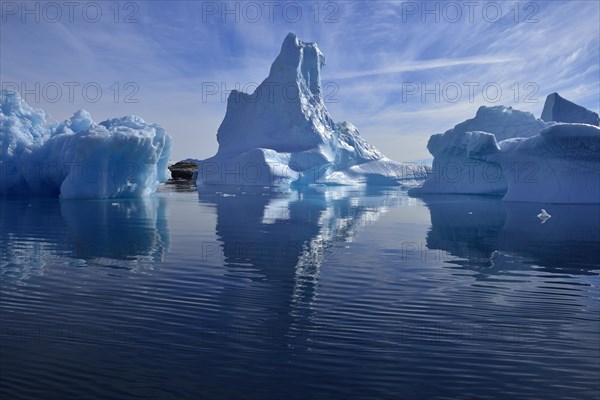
top-left (1, 0), bottom-right (599, 162)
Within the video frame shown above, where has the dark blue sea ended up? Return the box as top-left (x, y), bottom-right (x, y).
top-left (1, 183), bottom-right (599, 400)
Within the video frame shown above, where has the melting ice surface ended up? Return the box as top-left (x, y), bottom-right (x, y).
top-left (0, 90), bottom-right (171, 198)
top-left (1, 184), bottom-right (599, 399)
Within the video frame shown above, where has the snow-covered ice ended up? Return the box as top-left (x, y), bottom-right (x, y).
top-left (0, 90), bottom-right (171, 198)
top-left (196, 33), bottom-right (426, 188)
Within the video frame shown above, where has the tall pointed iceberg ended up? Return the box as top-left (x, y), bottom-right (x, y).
top-left (197, 33), bottom-right (423, 187)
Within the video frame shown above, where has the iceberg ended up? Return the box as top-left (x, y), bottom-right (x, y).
top-left (0, 90), bottom-right (171, 198)
top-left (409, 95), bottom-right (600, 203)
top-left (196, 33), bottom-right (425, 188)
top-left (409, 106), bottom-right (549, 195)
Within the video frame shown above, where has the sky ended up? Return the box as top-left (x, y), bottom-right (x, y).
top-left (1, 0), bottom-right (599, 162)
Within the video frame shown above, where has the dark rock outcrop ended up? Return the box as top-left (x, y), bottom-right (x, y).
top-left (168, 161), bottom-right (198, 180)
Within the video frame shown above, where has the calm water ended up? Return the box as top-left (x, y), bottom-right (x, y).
top-left (1, 184), bottom-right (599, 400)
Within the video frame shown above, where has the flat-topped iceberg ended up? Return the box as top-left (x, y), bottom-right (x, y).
top-left (488, 123), bottom-right (600, 203)
top-left (409, 93), bottom-right (600, 203)
top-left (410, 106), bottom-right (549, 195)
top-left (0, 90), bottom-right (171, 199)
top-left (196, 33), bottom-right (425, 188)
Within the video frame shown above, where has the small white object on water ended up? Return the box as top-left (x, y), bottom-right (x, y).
top-left (111, 202), bottom-right (119, 207)
top-left (537, 209), bottom-right (551, 223)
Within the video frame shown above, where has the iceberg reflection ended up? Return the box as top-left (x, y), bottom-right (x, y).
top-left (196, 186), bottom-right (398, 345)
top-left (422, 195), bottom-right (600, 274)
top-left (0, 197), bottom-right (170, 280)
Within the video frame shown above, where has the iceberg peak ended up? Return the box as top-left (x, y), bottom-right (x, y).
top-left (69, 110), bottom-right (94, 133)
top-left (269, 32), bottom-right (326, 101)
top-left (541, 92), bottom-right (599, 126)
top-left (216, 33), bottom-right (334, 156)
top-left (0, 90), bottom-right (48, 145)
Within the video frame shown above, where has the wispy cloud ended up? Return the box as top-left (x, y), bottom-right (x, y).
top-left (331, 55), bottom-right (518, 80)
